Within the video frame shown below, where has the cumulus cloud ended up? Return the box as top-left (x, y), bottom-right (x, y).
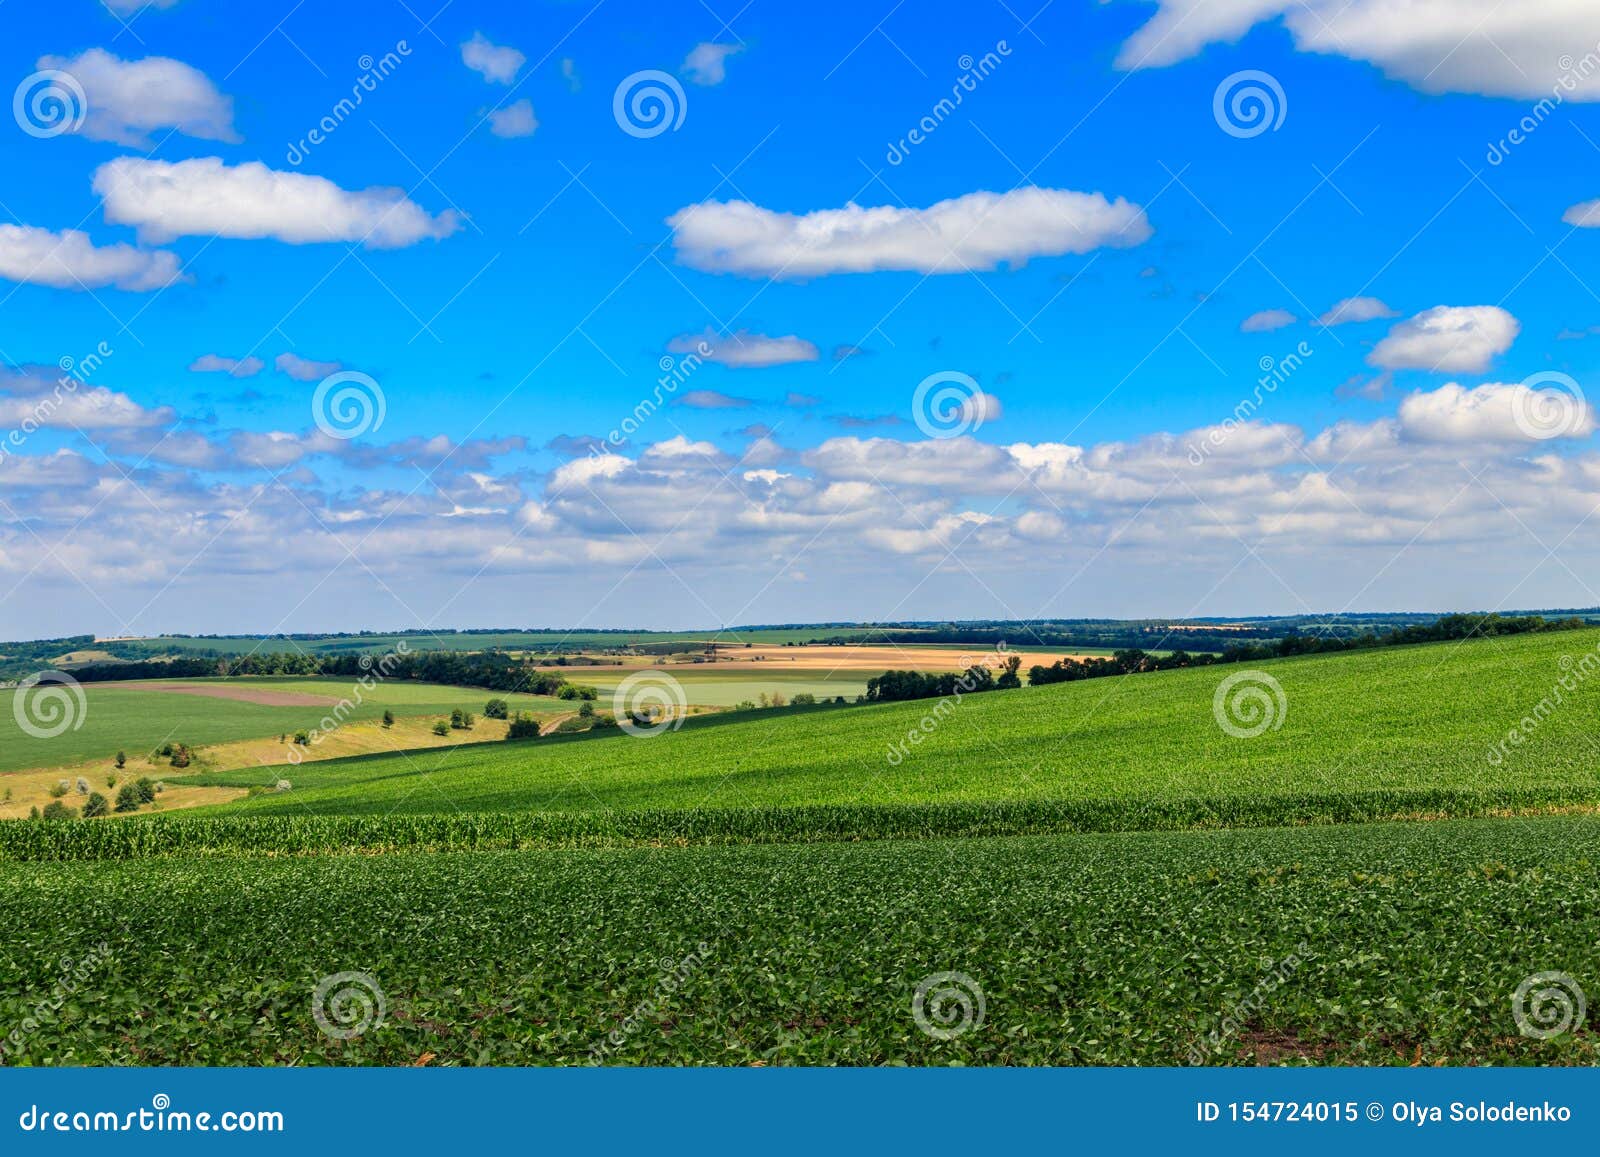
top-left (668, 187), bottom-right (1153, 277)
top-left (275, 353), bottom-right (341, 381)
top-left (487, 99), bottom-right (537, 138)
top-left (94, 158), bottom-right (461, 248)
top-left (683, 42), bottom-right (742, 85)
top-left (1117, 1), bottom-right (1600, 101)
top-left (0, 365), bottom-right (174, 430)
top-left (1368, 305), bottom-right (1519, 373)
top-left (0, 225), bottom-right (181, 291)
top-left (1319, 296), bottom-right (1397, 326)
top-left (1562, 199), bottom-right (1600, 228)
top-left (190, 354), bottom-right (263, 377)
top-left (461, 32), bottom-right (524, 83)
top-left (35, 48), bottom-right (236, 146)
top-left (669, 328), bottom-right (820, 368)
top-left (1397, 381), bottom-right (1596, 443)
top-left (1241, 308), bottom-right (1295, 332)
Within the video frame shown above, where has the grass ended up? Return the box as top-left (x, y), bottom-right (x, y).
top-left (167, 628), bottom-right (1600, 822)
top-left (3, 815), bottom-right (1597, 1065)
top-left (0, 677), bottom-right (565, 776)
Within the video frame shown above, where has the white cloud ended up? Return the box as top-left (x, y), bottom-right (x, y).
top-left (668, 187), bottom-right (1152, 278)
top-left (275, 353), bottom-right (341, 382)
top-left (461, 32), bottom-right (524, 84)
top-left (190, 354), bottom-right (263, 377)
top-left (678, 389), bottom-right (753, 410)
top-left (683, 42), bottom-right (742, 86)
top-left (1319, 295), bottom-right (1397, 326)
top-left (94, 158), bottom-right (461, 248)
top-left (1241, 308), bottom-right (1295, 332)
top-left (1562, 199), bottom-right (1600, 227)
top-left (669, 328), bottom-right (820, 368)
top-left (36, 48), bottom-right (235, 146)
top-left (1117, 1), bottom-right (1600, 101)
top-left (487, 99), bottom-right (537, 138)
top-left (1368, 305), bottom-right (1519, 373)
top-left (0, 225), bottom-right (180, 291)
top-left (0, 365), bottom-right (174, 430)
top-left (1397, 381), bottom-right (1596, 443)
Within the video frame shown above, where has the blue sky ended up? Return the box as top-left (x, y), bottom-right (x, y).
top-left (3, 0), bottom-right (1600, 635)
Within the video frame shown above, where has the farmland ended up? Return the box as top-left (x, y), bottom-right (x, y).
top-left (2, 817), bottom-right (1597, 1065)
top-left (163, 627), bottom-right (1600, 823)
top-left (3, 626), bottom-right (1600, 1066)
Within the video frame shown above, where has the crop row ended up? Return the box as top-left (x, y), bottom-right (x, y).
top-left (4, 786), bottom-right (1599, 860)
top-left (2, 816), bottom-right (1598, 1065)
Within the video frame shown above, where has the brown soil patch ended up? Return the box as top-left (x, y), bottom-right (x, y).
top-left (100, 681), bottom-right (339, 707)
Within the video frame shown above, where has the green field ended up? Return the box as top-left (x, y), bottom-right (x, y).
top-left (170, 629), bottom-right (1600, 822)
top-left (3, 817), bottom-right (1596, 1065)
top-left (0, 678), bottom-right (565, 774)
top-left (5, 628), bottom-right (1600, 1066)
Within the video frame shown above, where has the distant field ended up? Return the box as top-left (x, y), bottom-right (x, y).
top-left (176, 628), bottom-right (1600, 823)
top-left (0, 677), bottom-right (565, 776)
top-left (4, 817), bottom-right (1596, 1064)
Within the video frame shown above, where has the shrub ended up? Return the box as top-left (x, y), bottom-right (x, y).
top-left (135, 778), bottom-right (156, 804)
top-left (431, 721), bottom-right (450, 737)
top-left (80, 792), bottom-right (109, 819)
top-left (75, 777), bottom-right (89, 795)
top-left (506, 712), bottom-right (542, 740)
top-left (591, 714), bottom-right (620, 730)
top-left (114, 750), bottom-right (126, 770)
top-left (275, 780), bottom-right (292, 793)
top-left (792, 693), bottom-right (817, 706)
top-left (40, 800), bottom-right (74, 821)
top-left (578, 700), bottom-right (595, 718)
top-left (106, 775), bottom-right (117, 789)
top-left (114, 785), bottom-right (141, 813)
top-left (381, 710), bottom-right (395, 728)
top-left (157, 743), bottom-right (173, 758)
top-left (484, 698), bottom-right (509, 720)
top-left (451, 710), bottom-right (474, 731)
top-left (558, 684), bottom-right (599, 701)
top-left (293, 731), bottom-right (310, 747)
top-left (48, 781), bottom-right (70, 799)
top-left (169, 744), bottom-right (191, 769)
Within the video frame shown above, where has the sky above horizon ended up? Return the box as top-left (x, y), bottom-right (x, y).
top-left (4, 0), bottom-right (1600, 637)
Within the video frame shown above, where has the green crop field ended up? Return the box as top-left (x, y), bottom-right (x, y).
top-left (5, 628), bottom-right (1600, 1067)
top-left (170, 628), bottom-right (1600, 824)
top-left (2, 817), bottom-right (1597, 1065)
top-left (0, 678), bottom-right (565, 775)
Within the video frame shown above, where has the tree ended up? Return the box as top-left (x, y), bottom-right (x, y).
top-left (381, 709), bottom-right (395, 728)
top-left (431, 720), bottom-right (450, 736)
top-left (506, 712), bottom-right (541, 740)
top-left (114, 784), bottom-right (141, 813)
top-left (114, 750), bottom-right (126, 770)
top-left (81, 792), bottom-right (109, 819)
top-left (483, 698), bottom-right (508, 719)
top-left (169, 744), bottom-right (191, 769)
top-left (41, 800), bottom-right (73, 821)
top-left (578, 700), bottom-right (595, 718)
top-left (996, 655), bottom-right (1023, 690)
top-left (135, 778), bottom-right (156, 804)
